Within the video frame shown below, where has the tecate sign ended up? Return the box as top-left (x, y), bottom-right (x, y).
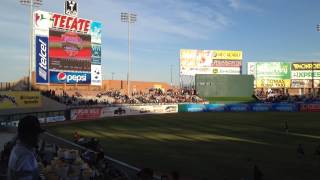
top-left (36, 36), bottom-right (49, 83)
top-left (50, 71), bottom-right (91, 84)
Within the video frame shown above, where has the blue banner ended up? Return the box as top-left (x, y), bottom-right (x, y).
top-left (178, 104), bottom-right (206, 112)
top-left (271, 103), bottom-right (298, 112)
top-left (205, 104), bottom-right (225, 112)
top-left (251, 103), bottom-right (272, 112)
top-left (35, 36), bottom-right (49, 84)
top-left (50, 71), bottom-right (91, 84)
top-left (227, 104), bottom-right (250, 112)
top-left (178, 103), bottom-right (299, 112)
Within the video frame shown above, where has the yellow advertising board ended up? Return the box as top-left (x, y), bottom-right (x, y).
top-left (0, 91), bottom-right (42, 109)
top-left (180, 49), bottom-right (242, 75)
top-left (256, 79), bottom-right (291, 88)
top-left (212, 50), bottom-right (243, 60)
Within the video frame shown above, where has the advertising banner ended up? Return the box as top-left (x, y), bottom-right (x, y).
top-left (205, 104), bottom-right (225, 112)
top-left (226, 104), bottom-right (250, 112)
top-left (91, 44), bottom-right (101, 65)
top-left (34, 11), bottom-right (52, 30)
top-left (50, 71), bottom-right (91, 84)
top-left (291, 80), bottom-right (313, 88)
top-left (291, 70), bottom-right (320, 79)
top-left (35, 36), bottom-right (49, 84)
top-left (300, 104), bottom-right (320, 112)
top-left (256, 62), bottom-right (291, 79)
top-left (256, 79), bottom-right (291, 88)
top-left (34, 10), bottom-right (91, 34)
top-left (91, 65), bottom-right (102, 86)
top-left (251, 103), bottom-right (272, 112)
top-left (0, 91), bottom-right (41, 109)
top-left (212, 67), bottom-right (241, 74)
top-left (100, 104), bottom-right (178, 117)
top-left (247, 62), bottom-right (256, 76)
top-left (212, 50), bottom-right (243, 60)
top-left (291, 62), bottom-right (320, 71)
top-left (71, 108), bottom-right (102, 120)
top-left (271, 103), bottom-right (298, 112)
top-left (180, 49), bottom-right (242, 76)
top-left (178, 104), bottom-right (206, 112)
top-left (39, 116), bottom-right (66, 123)
top-left (212, 60), bottom-right (242, 67)
top-left (49, 29), bottom-right (92, 72)
top-left (91, 21), bottom-right (102, 44)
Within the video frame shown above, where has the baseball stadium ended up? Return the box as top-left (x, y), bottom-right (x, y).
top-left (1, 1), bottom-right (320, 180)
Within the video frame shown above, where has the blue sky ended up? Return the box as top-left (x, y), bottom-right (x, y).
top-left (1, 0), bottom-right (320, 84)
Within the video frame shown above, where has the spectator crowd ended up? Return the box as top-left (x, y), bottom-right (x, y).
top-left (42, 88), bottom-right (207, 106)
top-left (255, 89), bottom-right (320, 103)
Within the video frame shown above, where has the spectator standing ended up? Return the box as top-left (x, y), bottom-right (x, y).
top-left (297, 144), bottom-right (305, 158)
top-left (7, 115), bottom-right (45, 180)
top-left (253, 165), bottom-right (263, 180)
top-left (284, 120), bottom-right (289, 134)
top-left (137, 168), bottom-right (154, 180)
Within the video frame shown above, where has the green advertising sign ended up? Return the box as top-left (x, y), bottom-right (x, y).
top-left (256, 62), bottom-right (291, 79)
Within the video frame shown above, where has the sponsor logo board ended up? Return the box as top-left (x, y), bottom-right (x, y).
top-left (91, 65), bottom-right (102, 85)
top-left (50, 71), bottom-right (91, 84)
top-left (256, 79), bottom-right (291, 88)
top-left (36, 36), bottom-right (49, 83)
top-left (101, 105), bottom-right (178, 117)
top-left (300, 104), bottom-right (320, 112)
top-left (291, 70), bottom-right (320, 79)
top-left (0, 92), bottom-right (41, 109)
top-left (212, 60), bottom-right (242, 67)
top-left (65, 0), bottom-right (78, 17)
top-left (71, 108), bottom-right (102, 120)
top-left (212, 67), bottom-right (241, 74)
top-left (180, 49), bottom-right (242, 76)
top-left (291, 62), bottom-right (320, 71)
top-left (91, 21), bottom-right (102, 44)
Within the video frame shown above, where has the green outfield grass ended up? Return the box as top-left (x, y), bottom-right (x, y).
top-left (47, 113), bottom-right (320, 180)
top-left (205, 96), bottom-right (257, 104)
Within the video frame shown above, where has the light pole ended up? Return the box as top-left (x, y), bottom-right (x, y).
top-left (20, 0), bottom-right (42, 91)
top-left (121, 12), bottom-right (137, 97)
top-left (111, 72), bottom-right (115, 80)
top-left (170, 64), bottom-right (173, 87)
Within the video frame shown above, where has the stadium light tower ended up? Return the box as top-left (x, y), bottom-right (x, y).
top-left (121, 12), bottom-right (137, 97)
top-left (20, 0), bottom-right (43, 91)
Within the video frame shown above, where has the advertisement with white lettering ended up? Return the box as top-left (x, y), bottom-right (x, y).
top-left (50, 71), bottom-right (91, 84)
top-left (71, 108), bottom-right (102, 120)
top-left (36, 36), bottom-right (49, 83)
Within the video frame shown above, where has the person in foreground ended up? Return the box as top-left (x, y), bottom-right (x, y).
top-left (7, 115), bottom-right (45, 180)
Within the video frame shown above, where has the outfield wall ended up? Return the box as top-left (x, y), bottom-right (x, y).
top-left (178, 103), bottom-right (320, 112)
top-left (70, 104), bottom-right (179, 121)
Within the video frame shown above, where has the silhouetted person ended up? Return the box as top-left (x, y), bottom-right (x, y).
top-left (137, 168), bottom-right (154, 180)
top-left (284, 120), bottom-right (289, 133)
top-left (297, 144), bottom-right (305, 158)
top-left (314, 144), bottom-right (320, 160)
top-left (171, 171), bottom-right (179, 180)
top-left (253, 165), bottom-right (263, 180)
top-left (7, 115), bottom-right (45, 180)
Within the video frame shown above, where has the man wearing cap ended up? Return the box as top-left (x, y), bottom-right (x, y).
top-left (7, 115), bottom-right (45, 180)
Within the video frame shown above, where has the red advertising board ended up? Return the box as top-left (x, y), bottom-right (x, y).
top-left (300, 104), bottom-right (320, 112)
top-left (71, 108), bottom-right (102, 120)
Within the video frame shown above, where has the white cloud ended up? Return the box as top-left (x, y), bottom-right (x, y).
top-left (228, 0), bottom-right (262, 12)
